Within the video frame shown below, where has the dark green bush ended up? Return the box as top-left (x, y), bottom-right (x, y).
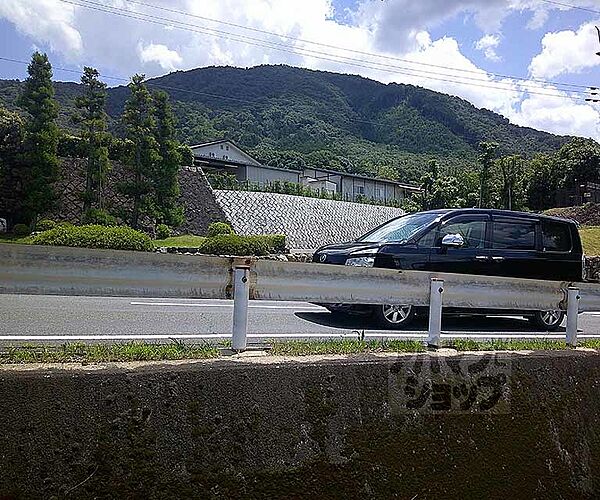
top-left (206, 222), bottom-right (234, 237)
top-left (31, 225), bottom-right (152, 251)
top-left (82, 209), bottom-right (117, 226)
top-left (199, 234), bottom-right (286, 256)
top-left (156, 223), bottom-right (171, 240)
top-left (35, 219), bottom-right (56, 232)
top-left (178, 145), bottom-right (194, 166)
top-left (12, 223), bottom-right (30, 236)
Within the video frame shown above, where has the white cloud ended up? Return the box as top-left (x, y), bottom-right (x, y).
top-left (0, 0), bottom-right (82, 56)
top-left (475, 34), bottom-right (502, 62)
top-left (511, 89), bottom-right (600, 139)
top-left (529, 20), bottom-right (600, 78)
top-left (0, 0), bottom-right (598, 141)
top-left (138, 43), bottom-right (183, 71)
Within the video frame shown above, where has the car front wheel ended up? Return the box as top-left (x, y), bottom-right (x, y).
top-left (373, 304), bottom-right (416, 329)
top-left (531, 310), bottom-right (565, 331)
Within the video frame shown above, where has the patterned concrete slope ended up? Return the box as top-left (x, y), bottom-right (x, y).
top-left (214, 190), bottom-right (405, 250)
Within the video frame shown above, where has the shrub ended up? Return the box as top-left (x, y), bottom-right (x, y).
top-left (35, 219), bottom-right (56, 232)
top-left (206, 222), bottom-right (234, 237)
top-left (12, 223), bottom-right (30, 236)
top-left (31, 225), bottom-right (152, 251)
top-left (156, 223), bottom-right (171, 240)
top-left (82, 209), bottom-right (117, 226)
top-left (199, 234), bottom-right (286, 256)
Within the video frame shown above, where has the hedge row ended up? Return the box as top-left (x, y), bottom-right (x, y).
top-left (30, 225), bottom-right (153, 251)
top-left (199, 234), bottom-right (286, 256)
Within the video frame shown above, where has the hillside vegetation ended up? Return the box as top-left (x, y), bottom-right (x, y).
top-left (0, 65), bottom-right (571, 183)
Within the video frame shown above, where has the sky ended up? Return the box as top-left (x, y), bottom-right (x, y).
top-left (0, 0), bottom-right (599, 140)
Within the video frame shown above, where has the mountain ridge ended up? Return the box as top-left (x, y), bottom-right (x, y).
top-left (0, 64), bottom-right (573, 182)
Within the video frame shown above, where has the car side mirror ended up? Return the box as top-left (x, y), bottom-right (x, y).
top-left (441, 233), bottom-right (464, 248)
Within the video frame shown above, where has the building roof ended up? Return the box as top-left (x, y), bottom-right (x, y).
top-left (189, 139), bottom-right (261, 166)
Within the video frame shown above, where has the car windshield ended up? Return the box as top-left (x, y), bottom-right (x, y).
top-left (358, 212), bottom-right (441, 243)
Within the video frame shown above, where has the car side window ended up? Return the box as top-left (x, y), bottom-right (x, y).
top-left (437, 218), bottom-right (487, 249)
top-left (492, 219), bottom-right (536, 250)
top-left (417, 227), bottom-right (437, 248)
top-left (542, 221), bottom-right (572, 252)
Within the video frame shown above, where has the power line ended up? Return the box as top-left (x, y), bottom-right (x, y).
top-left (54, 0), bottom-right (592, 101)
top-left (110, 0), bottom-right (595, 92)
top-left (538, 0), bottom-right (600, 15)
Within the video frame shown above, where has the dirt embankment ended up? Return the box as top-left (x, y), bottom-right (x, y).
top-left (544, 203), bottom-right (600, 226)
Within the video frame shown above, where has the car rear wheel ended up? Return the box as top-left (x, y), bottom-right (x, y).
top-left (531, 310), bottom-right (565, 331)
top-left (373, 304), bottom-right (416, 329)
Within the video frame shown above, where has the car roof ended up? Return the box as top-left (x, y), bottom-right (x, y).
top-left (417, 208), bottom-right (577, 225)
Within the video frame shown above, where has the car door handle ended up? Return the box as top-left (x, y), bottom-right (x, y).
top-left (474, 255), bottom-right (489, 261)
top-left (491, 256), bottom-right (505, 261)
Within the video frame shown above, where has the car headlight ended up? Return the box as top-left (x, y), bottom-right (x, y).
top-left (345, 256), bottom-right (375, 267)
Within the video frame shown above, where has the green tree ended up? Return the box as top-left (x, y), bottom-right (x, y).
top-left (0, 106), bottom-right (25, 177)
top-left (477, 141), bottom-right (498, 208)
top-left (17, 52), bottom-right (60, 225)
top-left (73, 67), bottom-right (110, 212)
top-left (120, 74), bottom-right (159, 229)
top-left (556, 138), bottom-right (600, 189)
top-left (149, 90), bottom-right (184, 227)
top-left (526, 154), bottom-right (560, 210)
top-left (496, 155), bottom-right (526, 211)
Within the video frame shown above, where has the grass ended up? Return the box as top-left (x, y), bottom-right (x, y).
top-left (153, 234), bottom-right (206, 248)
top-left (0, 234), bottom-right (32, 244)
top-left (269, 339), bottom-right (426, 356)
top-left (581, 226), bottom-right (600, 255)
top-left (0, 341), bottom-right (219, 364)
top-left (2, 339), bottom-right (600, 364)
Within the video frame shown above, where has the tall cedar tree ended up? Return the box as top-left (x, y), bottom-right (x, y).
top-left (477, 141), bottom-right (499, 208)
top-left (150, 90), bottom-right (184, 227)
top-left (17, 52), bottom-right (60, 225)
top-left (73, 67), bottom-right (110, 212)
top-left (121, 74), bottom-right (159, 229)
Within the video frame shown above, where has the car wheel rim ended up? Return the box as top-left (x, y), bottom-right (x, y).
top-left (540, 310), bottom-right (561, 326)
top-left (382, 304), bottom-right (412, 324)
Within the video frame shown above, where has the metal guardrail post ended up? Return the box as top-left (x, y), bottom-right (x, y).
top-left (427, 278), bottom-right (444, 348)
top-left (566, 287), bottom-right (580, 347)
top-left (232, 266), bottom-right (250, 351)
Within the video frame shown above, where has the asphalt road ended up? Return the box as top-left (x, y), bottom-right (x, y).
top-left (1, 294), bottom-right (599, 343)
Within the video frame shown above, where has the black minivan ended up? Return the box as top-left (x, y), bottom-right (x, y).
top-left (312, 209), bottom-right (585, 331)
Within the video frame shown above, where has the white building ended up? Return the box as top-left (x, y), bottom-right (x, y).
top-left (190, 140), bottom-right (421, 203)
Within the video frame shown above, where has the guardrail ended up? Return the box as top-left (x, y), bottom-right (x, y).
top-left (1, 243), bottom-right (600, 349)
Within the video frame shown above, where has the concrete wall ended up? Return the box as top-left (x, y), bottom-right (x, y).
top-left (2, 350), bottom-right (600, 499)
top-left (213, 190), bottom-right (405, 250)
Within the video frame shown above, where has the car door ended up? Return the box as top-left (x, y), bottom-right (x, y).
top-left (428, 214), bottom-right (492, 275)
top-left (488, 216), bottom-right (539, 279)
top-left (536, 219), bottom-right (582, 281)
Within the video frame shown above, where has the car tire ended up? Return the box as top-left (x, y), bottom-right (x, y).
top-left (531, 310), bottom-right (565, 331)
top-left (373, 304), bottom-right (416, 329)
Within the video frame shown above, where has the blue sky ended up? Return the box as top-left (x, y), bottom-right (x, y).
top-left (0, 0), bottom-right (599, 138)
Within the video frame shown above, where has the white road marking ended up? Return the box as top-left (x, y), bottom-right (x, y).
top-left (129, 301), bottom-right (325, 311)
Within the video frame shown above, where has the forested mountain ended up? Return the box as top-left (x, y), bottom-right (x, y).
top-left (0, 64), bottom-right (572, 182)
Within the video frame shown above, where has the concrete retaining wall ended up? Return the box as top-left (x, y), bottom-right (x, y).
top-left (2, 350), bottom-right (600, 498)
top-left (214, 190), bottom-right (405, 250)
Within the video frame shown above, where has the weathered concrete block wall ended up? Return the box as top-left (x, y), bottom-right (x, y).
top-left (2, 351), bottom-right (600, 498)
top-left (214, 190), bottom-right (405, 250)
top-left (587, 256), bottom-right (600, 282)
